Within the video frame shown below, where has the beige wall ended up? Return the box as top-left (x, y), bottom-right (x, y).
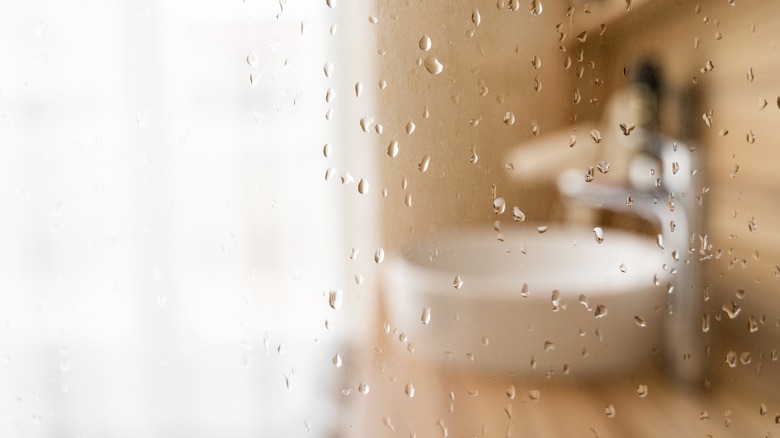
top-left (377, 0), bottom-right (577, 250)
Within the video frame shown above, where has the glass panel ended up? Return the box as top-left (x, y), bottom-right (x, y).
top-left (0, 0), bottom-right (777, 436)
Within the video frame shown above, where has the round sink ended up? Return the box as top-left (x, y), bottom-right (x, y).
top-left (383, 225), bottom-right (669, 377)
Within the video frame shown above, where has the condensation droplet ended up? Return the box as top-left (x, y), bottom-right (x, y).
top-left (597, 161), bottom-right (610, 174)
top-left (503, 111), bottom-right (516, 125)
top-left (726, 350), bottom-right (737, 368)
top-left (702, 314), bottom-right (710, 332)
top-left (512, 206), bottom-right (525, 222)
top-left (595, 304), bottom-right (608, 319)
top-left (453, 275), bottom-right (463, 289)
top-left (521, 282), bottom-right (529, 298)
top-left (355, 82), bottom-right (363, 97)
top-left (529, 389), bottom-right (541, 401)
top-left (722, 301), bottom-right (741, 319)
top-left (544, 341), bottom-right (555, 352)
top-left (593, 227), bottom-right (605, 244)
top-left (332, 354), bottom-right (342, 368)
top-left (406, 121), bottom-right (416, 135)
top-left (605, 404), bottom-right (616, 418)
top-left (493, 197), bottom-right (506, 214)
top-left (418, 154), bottom-right (431, 172)
top-left (656, 234), bottom-right (664, 250)
top-left (246, 52), bottom-right (258, 67)
top-left (579, 294), bottom-right (591, 310)
top-left (374, 248), bottom-right (385, 264)
top-left (590, 129), bottom-right (602, 143)
top-left (328, 289), bottom-right (343, 310)
top-left (551, 289), bottom-right (561, 311)
top-left (358, 178), bottom-right (369, 194)
top-left (388, 140), bottom-right (399, 157)
top-left (424, 56), bottom-right (444, 75)
top-left (323, 62), bottom-right (334, 78)
top-left (402, 382), bottom-right (415, 398)
top-left (634, 316), bottom-right (646, 327)
top-left (404, 193), bottom-right (413, 207)
top-left (421, 307), bottom-right (431, 325)
top-left (419, 35), bottom-right (432, 51)
top-left (358, 379), bottom-right (370, 394)
top-left (471, 8), bottom-right (481, 26)
top-left (530, 0), bottom-right (543, 15)
top-left (637, 384), bottom-right (648, 398)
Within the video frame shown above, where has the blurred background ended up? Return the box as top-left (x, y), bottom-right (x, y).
top-left (0, 0), bottom-right (778, 436)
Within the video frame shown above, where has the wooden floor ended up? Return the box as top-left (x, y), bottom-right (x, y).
top-left (336, 333), bottom-right (780, 438)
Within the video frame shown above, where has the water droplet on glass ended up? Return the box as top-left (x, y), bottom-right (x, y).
top-left (595, 304), bottom-right (608, 319)
top-left (406, 121), bottom-right (416, 135)
top-left (470, 146), bottom-right (479, 164)
top-left (605, 404), bottom-right (616, 418)
top-left (424, 56), bottom-right (444, 75)
top-left (421, 307), bottom-right (431, 325)
top-left (634, 316), bottom-right (646, 327)
top-left (512, 206), bottom-right (525, 222)
top-left (726, 350), bottom-right (737, 368)
top-left (503, 111), bottom-right (516, 125)
top-left (328, 289), bottom-right (343, 310)
top-left (585, 166), bottom-right (594, 182)
top-left (529, 389), bottom-right (541, 401)
top-left (453, 275), bottom-right (463, 289)
top-left (620, 263), bottom-right (627, 273)
top-left (590, 129), bottom-right (602, 143)
top-left (358, 379), bottom-right (370, 394)
top-left (333, 354), bottom-right (342, 368)
top-left (596, 161), bottom-right (610, 174)
top-left (537, 225), bottom-right (549, 233)
top-left (387, 140), bottom-right (399, 157)
top-left (530, 0), bottom-right (543, 15)
top-left (323, 62), bottom-right (334, 78)
top-left (404, 382), bottom-right (415, 398)
top-left (579, 294), bottom-right (592, 310)
top-left (471, 8), bottom-right (481, 26)
top-left (544, 341), bottom-right (556, 352)
top-left (246, 52), bottom-right (258, 67)
top-left (404, 193), bottom-right (413, 207)
top-left (748, 316), bottom-right (758, 333)
top-left (551, 289), bottom-right (561, 311)
top-left (419, 35), bottom-right (432, 51)
top-left (418, 154), bottom-right (431, 172)
top-left (374, 248), bottom-right (385, 264)
top-left (722, 301), bottom-right (741, 319)
top-left (656, 234), bottom-right (664, 250)
top-left (493, 197), bottom-right (506, 214)
top-left (593, 227), bottom-right (605, 244)
top-left (520, 282), bottom-right (529, 298)
top-left (358, 178), bottom-right (369, 194)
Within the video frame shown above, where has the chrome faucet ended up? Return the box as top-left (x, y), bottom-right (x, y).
top-left (558, 60), bottom-right (705, 384)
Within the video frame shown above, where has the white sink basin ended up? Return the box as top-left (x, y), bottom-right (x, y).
top-left (383, 225), bottom-right (669, 377)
